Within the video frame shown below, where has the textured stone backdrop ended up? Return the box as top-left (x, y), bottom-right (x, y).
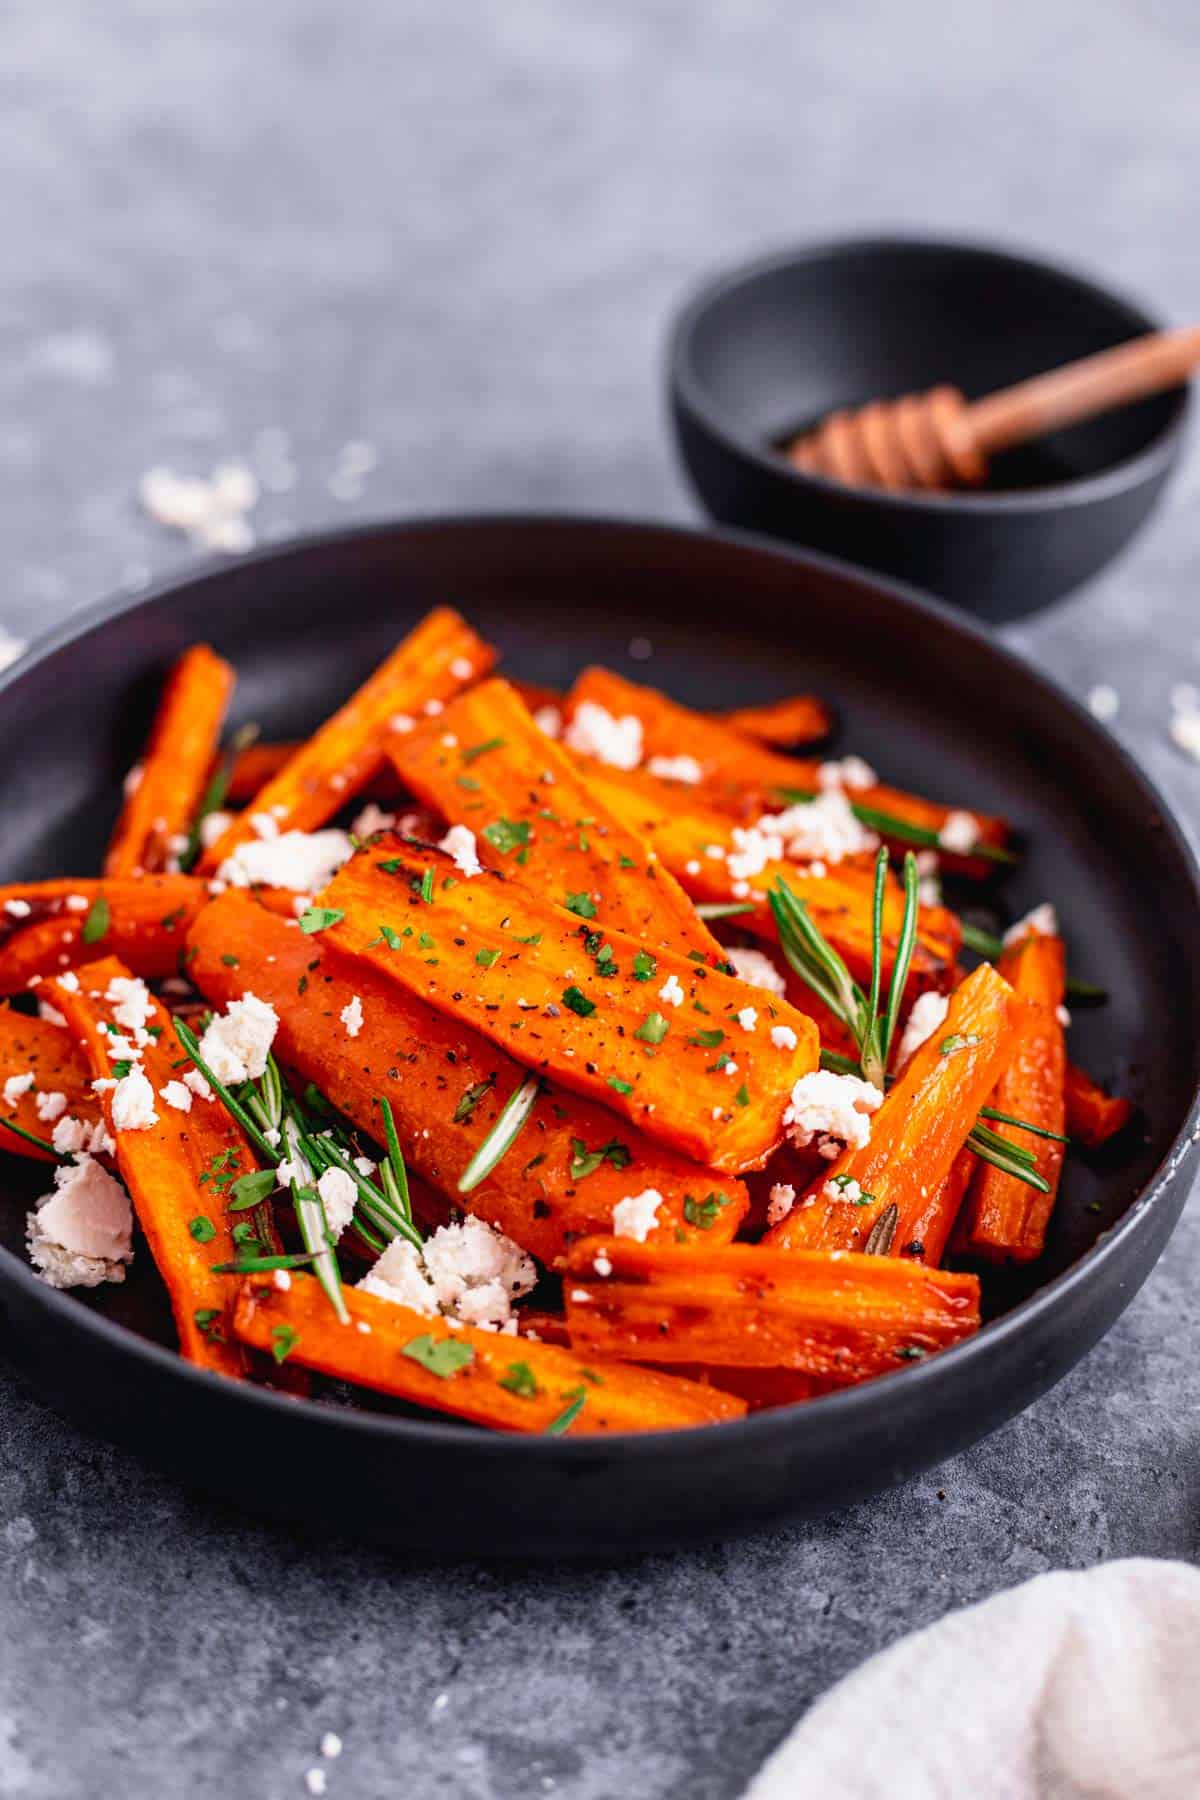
top-left (3, 4), bottom-right (1199, 1796)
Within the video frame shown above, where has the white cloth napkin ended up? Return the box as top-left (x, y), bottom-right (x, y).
top-left (743, 1559), bottom-right (1200, 1800)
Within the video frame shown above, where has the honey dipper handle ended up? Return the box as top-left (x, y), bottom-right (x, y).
top-left (966, 325), bottom-right (1200, 456)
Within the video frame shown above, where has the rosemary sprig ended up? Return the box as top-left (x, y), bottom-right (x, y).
top-left (959, 921), bottom-right (1107, 1004)
top-left (458, 1073), bottom-right (541, 1194)
top-left (280, 1114), bottom-right (349, 1324)
top-left (0, 1115), bottom-right (73, 1161)
top-left (978, 1106), bottom-right (1069, 1145)
top-left (770, 791), bottom-right (1016, 865)
top-left (695, 901), bottom-right (757, 921)
top-left (967, 1123), bottom-right (1051, 1192)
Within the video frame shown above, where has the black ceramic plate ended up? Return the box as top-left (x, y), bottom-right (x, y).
top-left (2, 516), bottom-right (1198, 1558)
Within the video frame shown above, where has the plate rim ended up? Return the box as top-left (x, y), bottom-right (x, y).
top-left (2, 507), bottom-right (1198, 1464)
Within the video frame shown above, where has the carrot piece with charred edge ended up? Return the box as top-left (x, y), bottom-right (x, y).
top-left (958, 935), bottom-right (1067, 1263)
top-left (564, 667), bottom-right (1009, 875)
top-left (764, 962), bottom-right (1023, 1255)
top-left (717, 692), bottom-right (834, 748)
top-left (233, 1273), bottom-right (746, 1433)
top-left (198, 607), bottom-right (495, 874)
top-left (1064, 1062), bottom-right (1134, 1149)
top-left (386, 676), bottom-right (720, 957)
top-left (0, 877), bottom-right (208, 996)
top-left (577, 761), bottom-right (960, 997)
top-left (0, 1008), bottom-right (100, 1161)
top-left (562, 1238), bottom-right (981, 1380)
top-left (186, 890), bottom-right (748, 1261)
top-left (104, 645), bottom-right (235, 877)
top-left (47, 955), bottom-right (276, 1379)
top-left (322, 840), bottom-right (819, 1173)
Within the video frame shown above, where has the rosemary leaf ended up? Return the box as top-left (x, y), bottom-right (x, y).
top-left (458, 1073), bottom-right (540, 1194)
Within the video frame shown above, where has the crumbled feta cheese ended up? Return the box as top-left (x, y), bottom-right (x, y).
top-left (26, 1155), bottom-right (133, 1289)
top-left (423, 698), bottom-right (444, 717)
top-left (817, 756), bottom-right (877, 792)
top-left (199, 809), bottom-right (234, 849)
top-left (3, 1073), bottom-right (34, 1108)
top-left (320, 1733), bottom-right (343, 1761)
top-left (564, 701), bottom-right (643, 771)
top-left (726, 947), bottom-right (787, 996)
top-left (182, 1067), bottom-right (214, 1102)
top-left (766, 1183), bottom-right (796, 1227)
top-left (612, 1188), bottom-right (664, 1242)
top-left (218, 828), bottom-right (354, 892)
top-left (389, 712), bottom-right (415, 734)
top-left (439, 823), bottom-right (482, 877)
top-left (1087, 683), bottom-right (1120, 722)
top-left (35, 1091), bottom-right (68, 1123)
top-left (770, 1025), bottom-right (798, 1051)
top-left (304, 1771), bottom-right (327, 1798)
top-left (1057, 1004), bottom-right (1072, 1029)
top-left (139, 461), bottom-right (259, 553)
top-left (1003, 902), bottom-right (1059, 947)
top-left (896, 990), bottom-right (951, 1069)
top-left (358, 1236), bottom-right (439, 1314)
top-left (532, 704), bottom-right (563, 739)
top-left (38, 1002), bottom-right (67, 1028)
top-left (938, 811), bottom-right (980, 854)
top-left (52, 1114), bottom-right (114, 1156)
top-left (65, 893), bottom-right (89, 913)
top-left (784, 1070), bottom-right (883, 1157)
top-left (915, 848), bottom-right (941, 908)
top-left (340, 995), bottom-right (364, 1038)
top-left (4, 899), bottom-right (31, 919)
top-left (197, 993), bottom-right (279, 1084)
top-left (316, 1167), bottom-right (358, 1239)
top-left (725, 823), bottom-right (784, 882)
top-left (273, 1268), bottom-right (292, 1291)
top-left (104, 974), bottom-right (156, 1033)
top-left (735, 1006), bottom-right (757, 1033)
top-left (1170, 708), bottom-right (1200, 763)
top-left (159, 1081), bottom-right (193, 1113)
top-left (110, 1067), bottom-right (159, 1131)
top-left (58, 970), bottom-right (80, 993)
top-left (761, 793), bottom-right (879, 866)
top-left (353, 1155), bottom-right (376, 1178)
top-left (359, 1217), bottom-right (535, 1331)
top-left (450, 656), bottom-right (475, 682)
top-left (123, 762), bottom-right (144, 797)
top-left (352, 802), bottom-right (397, 839)
top-left (724, 1061), bottom-right (739, 1077)
top-left (646, 754), bottom-right (703, 785)
top-left (823, 1175), bottom-right (865, 1204)
top-left (658, 973), bottom-right (685, 1008)
top-left (104, 1032), bottom-right (139, 1063)
top-left (593, 1251), bottom-right (613, 1277)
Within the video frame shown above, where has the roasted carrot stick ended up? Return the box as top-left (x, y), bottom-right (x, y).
top-left (577, 761), bottom-right (960, 996)
top-left (0, 877), bottom-right (208, 996)
top-left (386, 676), bottom-right (720, 957)
top-left (198, 608), bottom-right (495, 874)
top-left (323, 841), bottom-right (819, 1172)
top-left (48, 955), bottom-right (278, 1378)
top-left (900, 1147), bottom-right (975, 1268)
top-left (1064, 1062), bottom-right (1134, 1148)
top-left (0, 1007), bottom-right (100, 1161)
top-left (562, 1238), bottom-right (981, 1379)
top-left (187, 891), bottom-right (748, 1260)
top-left (764, 963), bottom-right (1023, 1255)
top-left (104, 645), bottom-right (236, 877)
top-left (718, 692), bottom-right (834, 748)
top-left (564, 668), bottom-right (1009, 874)
top-left (957, 936), bottom-right (1067, 1263)
top-left (233, 1272), bottom-right (746, 1433)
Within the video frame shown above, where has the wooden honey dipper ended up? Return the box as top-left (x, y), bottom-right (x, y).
top-left (785, 325), bottom-right (1200, 491)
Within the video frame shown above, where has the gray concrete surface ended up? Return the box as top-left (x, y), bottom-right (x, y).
top-left (3, 2), bottom-right (1200, 1795)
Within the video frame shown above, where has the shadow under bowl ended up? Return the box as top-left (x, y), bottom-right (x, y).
top-left (668, 235), bottom-right (1190, 623)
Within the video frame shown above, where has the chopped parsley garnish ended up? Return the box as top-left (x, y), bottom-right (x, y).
top-left (569, 1137), bottom-right (632, 1180)
top-left (462, 736), bottom-right (506, 763)
top-left (188, 1214), bottom-right (216, 1243)
top-left (632, 950), bottom-right (657, 983)
top-left (476, 947), bottom-right (502, 968)
top-left (635, 1011), bottom-right (669, 1045)
top-left (370, 924), bottom-right (403, 950)
top-left (939, 1033), bottom-right (981, 1056)
top-left (221, 953), bottom-right (239, 967)
top-left (683, 1191), bottom-right (732, 1230)
top-left (512, 930), bottom-right (542, 946)
top-left (482, 817), bottom-right (532, 856)
top-left (402, 1334), bottom-right (475, 1378)
top-left (565, 891), bottom-right (597, 919)
top-left (499, 1361), bottom-right (539, 1398)
top-left (544, 1388), bottom-right (587, 1435)
top-left (734, 1083), bottom-right (750, 1107)
top-left (270, 1324), bottom-right (299, 1365)
top-left (193, 1307), bottom-right (223, 1343)
top-left (618, 855), bottom-right (637, 869)
top-left (561, 986), bottom-right (596, 1018)
top-left (607, 1075), bottom-right (633, 1096)
top-left (419, 868), bottom-right (435, 904)
top-left (453, 1077), bottom-right (495, 1124)
top-left (228, 1169), bottom-right (277, 1211)
top-left (298, 906), bottom-right (344, 935)
top-left (687, 1028), bottom-right (724, 1049)
top-left (110, 1060), bottom-right (133, 1078)
top-left (896, 1346), bottom-right (927, 1361)
top-left (82, 896), bottom-right (109, 944)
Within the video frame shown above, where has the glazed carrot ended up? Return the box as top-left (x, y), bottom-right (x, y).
top-left (718, 692), bottom-right (834, 748)
top-left (48, 956), bottom-right (277, 1379)
top-left (323, 842), bottom-right (819, 1172)
top-left (386, 676), bottom-right (720, 956)
top-left (104, 645), bottom-right (236, 877)
top-left (1065, 1062), bottom-right (1134, 1149)
top-left (198, 608), bottom-right (495, 874)
top-left (233, 1273), bottom-right (746, 1433)
top-left (0, 1007), bottom-right (100, 1162)
top-left (765, 963), bottom-right (1023, 1255)
top-left (564, 667), bottom-right (1009, 873)
top-left (578, 761), bottom-right (960, 996)
top-left (0, 877), bottom-right (208, 995)
top-left (187, 891), bottom-right (749, 1261)
top-left (901, 1147), bottom-right (975, 1268)
top-left (225, 739), bottom-right (298, 804)
top-left (562, 1238), bottom-right (981, 1379)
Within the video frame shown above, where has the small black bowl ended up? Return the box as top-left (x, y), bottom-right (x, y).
top-left (668, 236), bottom-right (1190, 622)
